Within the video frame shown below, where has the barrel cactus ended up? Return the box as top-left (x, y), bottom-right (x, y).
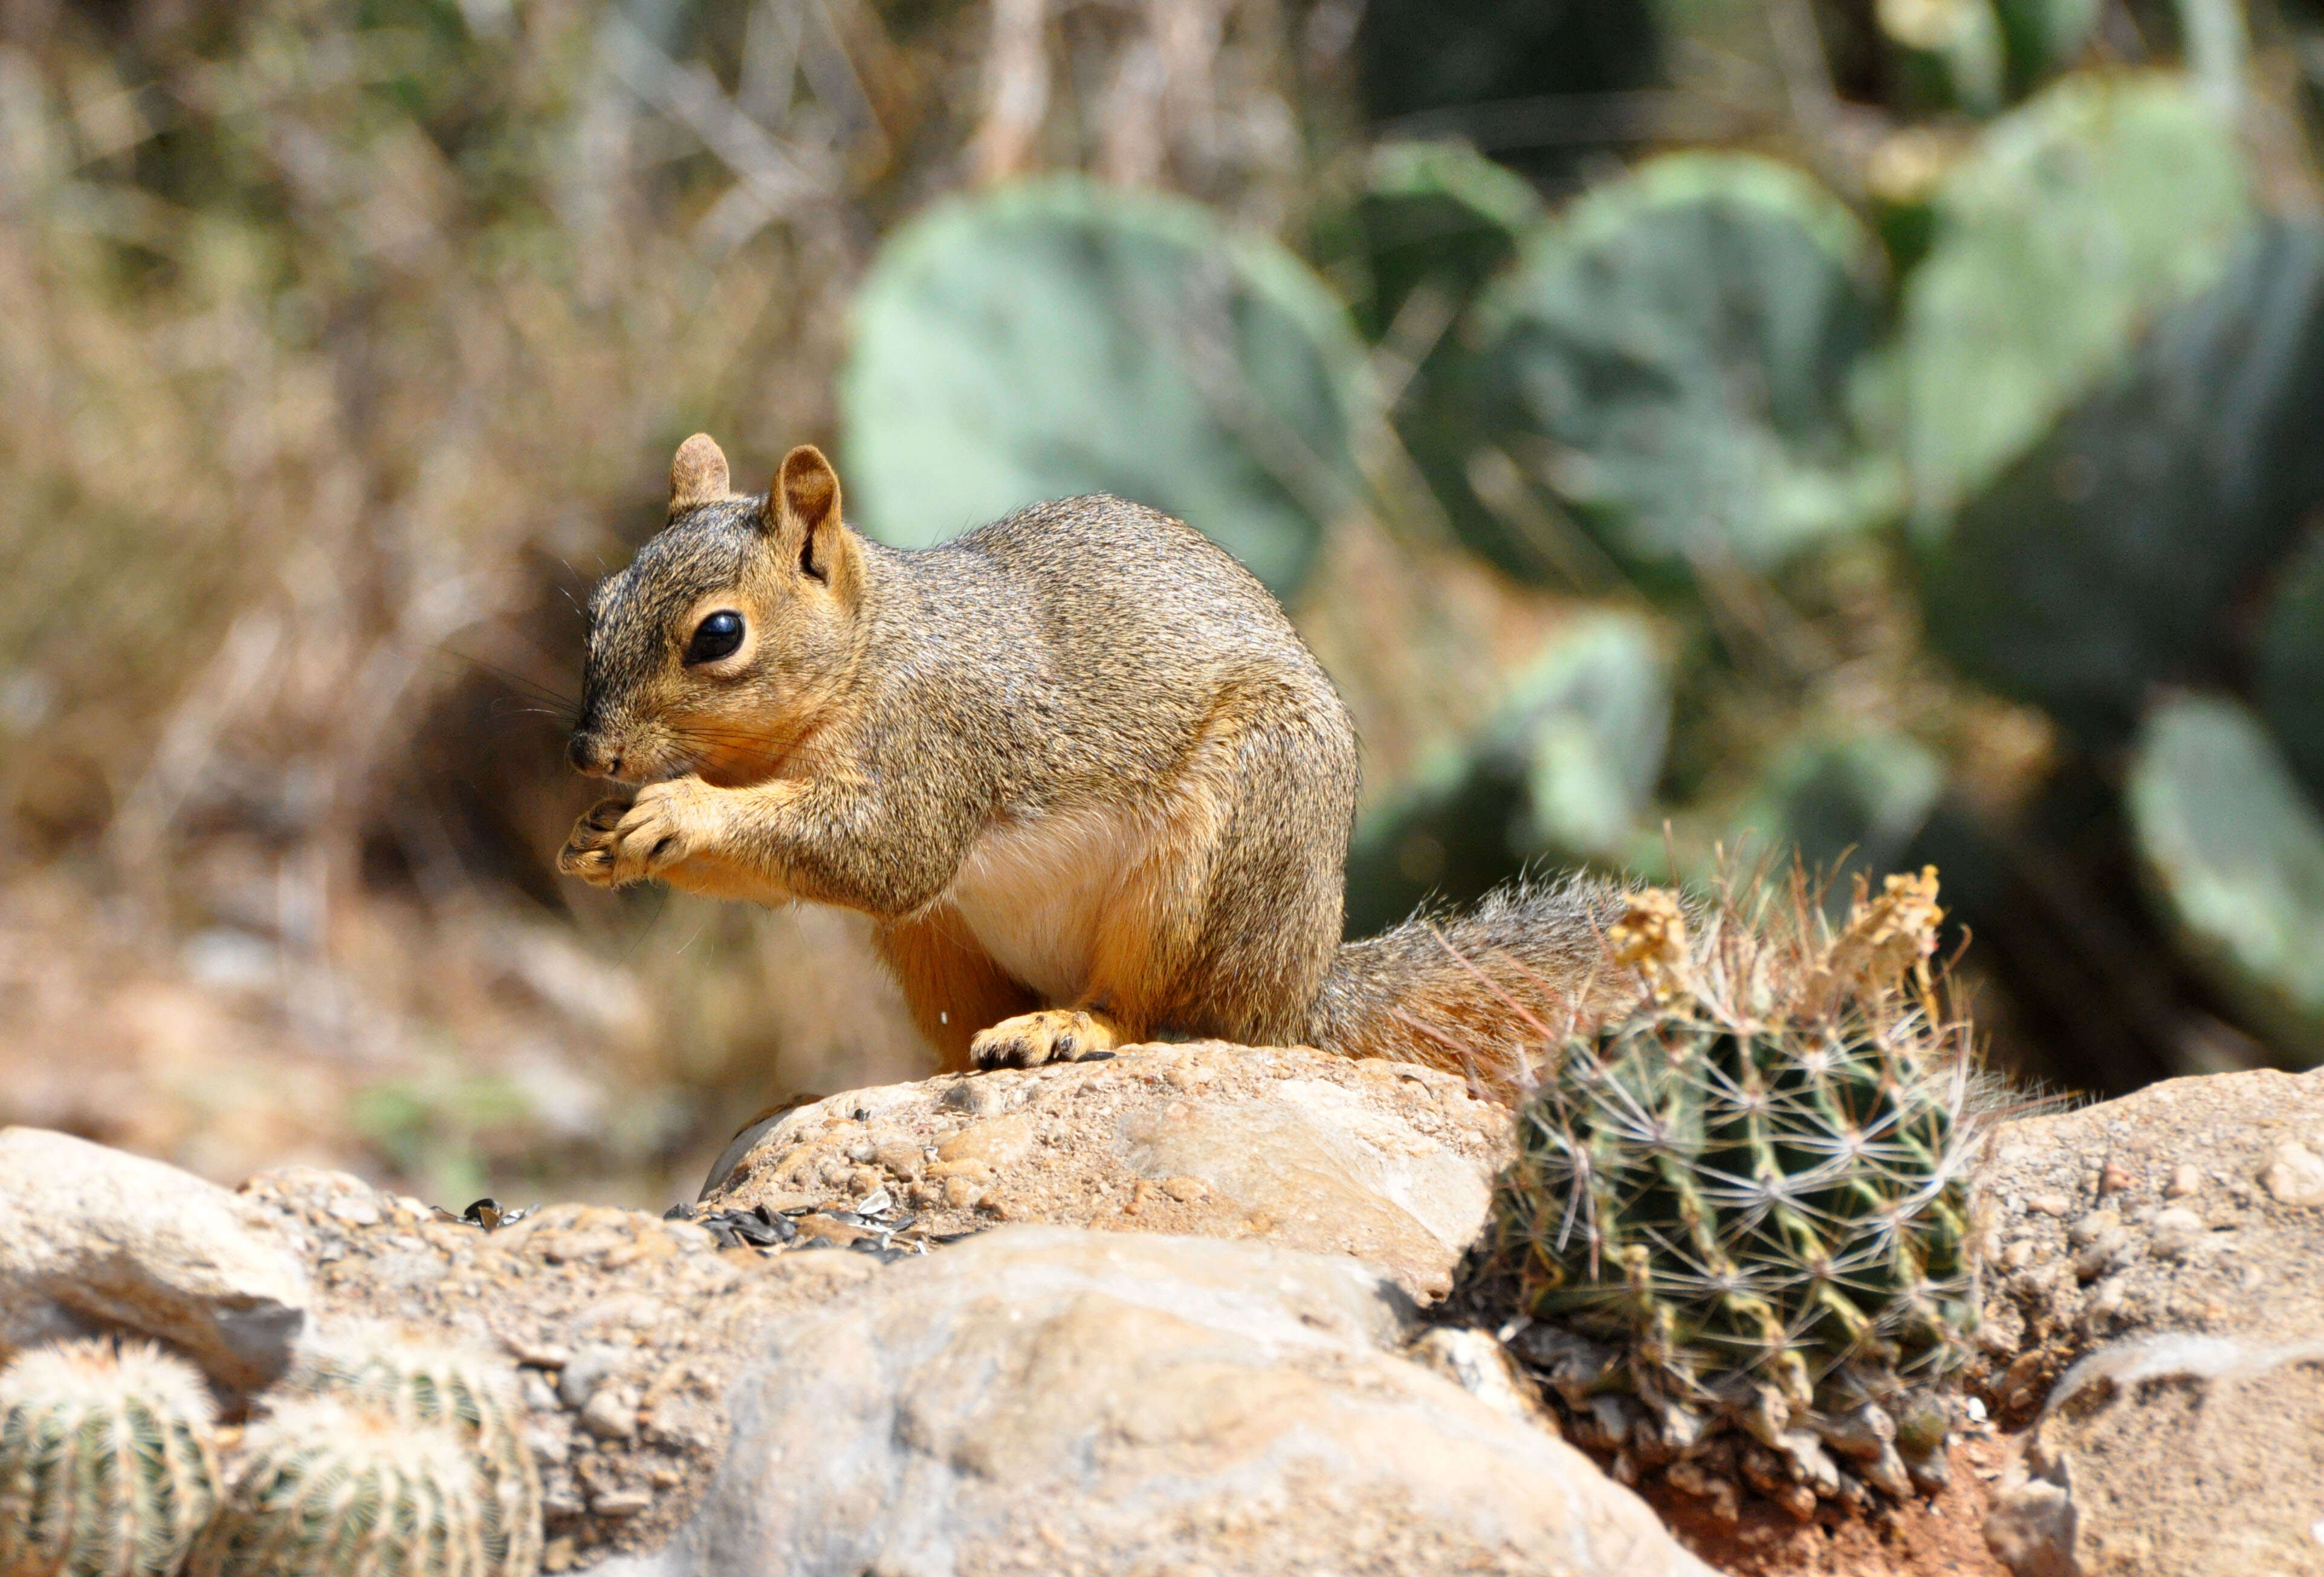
top-left (277, 1330), bottom-right (539, 1577)
top-left (1458, 872), bottom-right (1983, 1518)
top-left (0, 1338), bottom-right (220, 1577)
top-left (188, 1397), bottom-right (487, 1577)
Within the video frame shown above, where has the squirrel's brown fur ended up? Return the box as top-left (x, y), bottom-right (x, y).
top-left (558, 436), bottom-right (1633, 1080)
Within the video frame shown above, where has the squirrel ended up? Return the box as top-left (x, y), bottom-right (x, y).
top-left (557, 434), bottom-right (1631, 1080)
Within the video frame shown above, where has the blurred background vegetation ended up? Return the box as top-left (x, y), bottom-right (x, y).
top-left (4, 0), bottom-right (2323, 1206)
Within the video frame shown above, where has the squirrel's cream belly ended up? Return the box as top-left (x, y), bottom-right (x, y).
top-left (943, 805), bottom-right (1153, 1003)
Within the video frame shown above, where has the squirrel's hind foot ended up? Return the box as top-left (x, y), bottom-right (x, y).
top-left (970, 1008), bottom-right (1123, 1070)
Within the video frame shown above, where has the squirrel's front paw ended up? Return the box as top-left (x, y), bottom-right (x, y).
top-left (969, 1008), bottom-right (1122, 1070)
top-left (558, 779), bottom-right (725, 888)
top-left (557, 798), bottom-right (632, 886)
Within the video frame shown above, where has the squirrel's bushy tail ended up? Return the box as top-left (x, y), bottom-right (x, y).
top-left (1309, 874), bottom-right (1640, 1093)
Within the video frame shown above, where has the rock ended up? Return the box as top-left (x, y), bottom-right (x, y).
top-left (594, 1226), bottom-right (1715, 1577)
top-left (1976, 1067), bottom-right (2324, 1575)
top-left (1986, 1332), bottom-right (2324, 1576)
top-left (2146, 1207), bottom-right (2207, 1260)
top-left (233, 1165), bottom-right (887, 1567)
top-left (1405, 1326), bottom-right (1553, 1430)
top-left (580, 1387), bottom-right (641, 1441)
top-left (2260, 1140), bottom-right (2324, 1206)
top-left (558, 1343), bottom-right (624, 1409)
top-left (1970, 1066), bottom-right (2324, 1415)
top-left (702, 1043), bottom-right (1512, 1298)
top-left (0, 1126), bottom-right (308, 1390)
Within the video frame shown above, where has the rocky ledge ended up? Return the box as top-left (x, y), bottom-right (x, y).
top-left (3, 1043), bottom-right (2321, 1576)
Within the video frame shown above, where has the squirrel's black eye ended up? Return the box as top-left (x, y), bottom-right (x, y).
top-left (685, 610), bottom-right (746, 665)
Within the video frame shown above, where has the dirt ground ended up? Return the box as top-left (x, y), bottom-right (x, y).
top-left (1648, 1433), bottom-right (2013, 1577)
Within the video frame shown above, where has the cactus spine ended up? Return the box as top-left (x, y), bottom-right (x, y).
top-left (276, 1332), bottom-right (540, 1577)
top-left (0, 1338), bottom-right (221, 1577)
top-left (188, 1397), bottom-right (487, 1577)
top-left (1459, 871), bottom-right (1983, 1516)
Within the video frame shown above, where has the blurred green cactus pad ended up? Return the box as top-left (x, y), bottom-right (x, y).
top-left (1922, 223), bottom-right (2324, 746)
top-left (1319, 138), bottom-right (1541, 342)
top-left (1344, 609), bottom-right (1669, 936)
top-left (1900, 72), bottom-right (2251, 534)
top-left (1993, 0), bottom-right (2103, 83)
top-left (2259, 530), bottom-right (2324, 806)
top-left (1742, 732), bottom-right (1945, 908)
top-left (2127, 693), bottom-right (2324, 1063)
top-left (1453, 152), bottom-right (1900, 580)
top-left (840, 175), bottom-right (1380, 600)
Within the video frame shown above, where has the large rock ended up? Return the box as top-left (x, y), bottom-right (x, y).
top-left (233, 1164), bottom-right (886, 1570)
top-left (1984, 1333), bottom-right (2324, 1577)
top-left (0, 1125), bottom-right (309, 1390)
top-left (702, 1042), bottom-right (1510, 1298)
top-left (1974, 1067), bottom-right (2324, 1575)
top-left (598, 1226), bottom-right (1717, 1577)
top-left (1972, 1066), bottom-right (2324, 1414)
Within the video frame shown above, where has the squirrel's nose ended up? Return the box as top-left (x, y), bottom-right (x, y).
top-left (568, 732), bottom-right (620, 778)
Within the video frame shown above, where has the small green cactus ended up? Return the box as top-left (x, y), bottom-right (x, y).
top-left (0, 1338), bottom-right (221, 1577)
top-left (1458, 873), bottom-right (1983, 1513)
top-left (187, 1398), bottom-right (487, 1577)
top-left (276, 1331), bottom-right (540, 1577)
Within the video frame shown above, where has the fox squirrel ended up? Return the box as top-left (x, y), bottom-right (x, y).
top-left (557, 435), bottom-right (1629, 1077)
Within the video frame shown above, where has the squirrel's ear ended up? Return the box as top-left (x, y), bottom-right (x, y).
top-left (772, 445), bottom-right (840, 534)
top-left (670, 433), bottom-right (732, 512)
top-left (768, 445), bottom-right (851, 585)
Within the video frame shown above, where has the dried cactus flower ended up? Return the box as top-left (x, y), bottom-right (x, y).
top-left (187, 1397), bottom-right (487, 1577)
top-left (276, 1330), bottom-right (540, 1577)
top-left (1607, 888), bottom-right (1691, 1003)
top-left (1459, 870), bottom-right (1984, 1517)
top-left (0, 1338), bottom-right (221, 1577)
top-left (1798, 866), bottom-right (1945, 1021)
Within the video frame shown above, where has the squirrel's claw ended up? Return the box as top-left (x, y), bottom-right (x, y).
top-left (557, 798), bottom-right (631, 886)
top-left (557, 783), bottom-right (721, 887)
top-left (970, 1008), bottom-right (1122, 1070)
top-left (603, 779), bottom-right (715, 886)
